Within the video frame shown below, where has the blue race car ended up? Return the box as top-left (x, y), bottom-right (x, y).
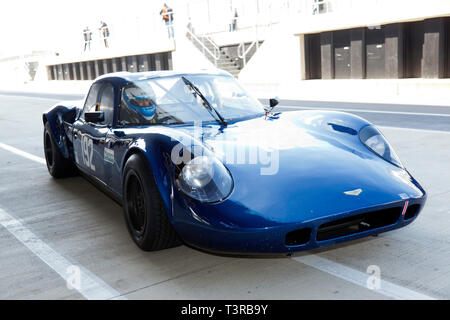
top-left (43, 70), bottom-right (426, 254)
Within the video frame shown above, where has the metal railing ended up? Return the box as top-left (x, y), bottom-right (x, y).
top-left (186, 27), bottom-right (220, 65)
top-left (235, 20), bottom-right (273, 67)
top-left (237, 40), bottom-right (259, 67)
top-left (203, 35), bottom-right (221, 59)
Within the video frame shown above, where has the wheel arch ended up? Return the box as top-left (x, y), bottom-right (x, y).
top-left (121, 142), bottom-right (175, 218)
top-left (43, 104), bottom-right (77, 160)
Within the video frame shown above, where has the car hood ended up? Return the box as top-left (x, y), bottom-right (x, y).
top-left (172, 110), bottom-right (425, 227)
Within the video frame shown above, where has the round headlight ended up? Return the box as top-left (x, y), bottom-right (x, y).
top-left (359, 125), bottom-right (403, 168)
top-left (176, 156), bottom-right (233, 203)
top-left (180, 156), bottom-right (214, 188)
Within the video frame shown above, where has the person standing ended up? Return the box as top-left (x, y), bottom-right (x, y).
top-left (187, 17), bottom-right (194, 34)
top-left (160, 3), bottom-right (174, 38)
top-left (229, 9), bottom-right (238, 32)
top-left (83, 26), bottom-right (92, 51)
top-left (99, 21), bottom-right (110, 48)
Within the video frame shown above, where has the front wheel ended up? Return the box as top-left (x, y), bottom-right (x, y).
top-left (122, 153), bottom-right (181, 251)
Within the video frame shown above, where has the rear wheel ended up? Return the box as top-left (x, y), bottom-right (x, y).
top-left (122, 153), bottom-right (181, 251)
top-left (43, 122), bottom-right (77, 178)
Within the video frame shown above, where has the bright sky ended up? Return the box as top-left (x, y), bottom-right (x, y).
top-left (0, 0), bottom-right (172, 56)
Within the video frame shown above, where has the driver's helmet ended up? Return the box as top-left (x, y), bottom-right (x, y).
top-left (123, 85), bottom-right (156, 120)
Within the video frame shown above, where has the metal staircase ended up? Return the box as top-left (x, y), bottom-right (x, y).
top-left (186, 28), bottom-right (259, 78)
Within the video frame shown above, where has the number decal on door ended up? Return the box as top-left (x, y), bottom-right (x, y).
top-left (81, 135), bottom-right (96, 171)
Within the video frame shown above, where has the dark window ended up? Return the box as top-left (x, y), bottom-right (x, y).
top-left (443, 18), bottom-right (450, 78)
top-left (404, 21), bottom-right (424, 78)
top-left (118, 93), bottom-right (134, 126)
top-left (138, 55), bottom-right (147, 72)
top-left (98, 84), bottom-right (115, 126)
top-left (366, 27), bottom-right (386, 78)
top-left (446, 18), bottom-right (450, 78)
top-left (96, 60), bottom-right (104, 77)
top-left (162, 52), bottom-right (169, 70)
top-left (57, 65), bottom-right (63, 80)
top-left (148, 55), bottom-right (156, 71)
top-left (105, 59), bottom-right (113, 73)
top-left (115, 58), bottom-right (124, 71)
top-left (74, 63), bottom-right (81, 80)
top-left (87, 61), bottom-right (95, 80)
top-left (126, 56), bottom-right (137, 72)
top-left (81, 83), bottom-right (101, 120)
top-left (305, 33), bottom-right (322, 79)
top-left (334, 30), bottom-right (351, 79)
top-left (81, 62), bottom-right (88, 80)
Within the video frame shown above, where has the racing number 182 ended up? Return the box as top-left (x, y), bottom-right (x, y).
top-left (81, 135), bottom-right (96, 171)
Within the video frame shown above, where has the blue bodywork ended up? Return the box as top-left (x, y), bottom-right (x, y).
top-left (43, 71), bottom-right (426, 255)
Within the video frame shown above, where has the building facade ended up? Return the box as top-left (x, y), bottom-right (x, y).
top-left (304, 17), bottom-right (450, 80)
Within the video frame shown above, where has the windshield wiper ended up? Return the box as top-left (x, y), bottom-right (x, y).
top-left (181, 76), bottom-right (227, 127)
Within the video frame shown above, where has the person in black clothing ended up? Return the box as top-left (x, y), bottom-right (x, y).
top-left (160, 3), bottom-right (174, 38)
top-left (83, 26), bottom-right (92, 51)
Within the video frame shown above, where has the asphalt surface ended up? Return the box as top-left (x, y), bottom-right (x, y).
top-left (0, 92), bottom-right (449, 300)
top-left (0, 90), bottom-right (84, 101)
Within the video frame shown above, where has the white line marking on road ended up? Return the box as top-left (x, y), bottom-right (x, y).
top-left (0, 142), bottom-right (46, 165)
top-left (292, 254), bottom-right (436, 300)
top-left (279, 105), bottom-right (450, 117)
top-left (0, 206), bottom-right (125, 300)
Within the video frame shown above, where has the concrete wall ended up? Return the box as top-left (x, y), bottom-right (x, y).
top-left (42, 14), bottom-right (221, 81)
top-left (238, 24), bottom-right (302, 97)
top-left (290, 0), bottom-right (450, 35)
top-left (238, 1), bottom-right (450, 103)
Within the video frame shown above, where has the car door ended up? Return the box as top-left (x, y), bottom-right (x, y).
top-left (73, 82), bottom-right (114, 182)
top-left (104, 85), bottom-right (132, 195)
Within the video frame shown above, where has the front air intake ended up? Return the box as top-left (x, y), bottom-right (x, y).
top-left (404, 204), bottom-right (420, 220)
top-left (285, 228), bottom-right (311, 246)
top-left (316, 207), bottom-right (402, 241)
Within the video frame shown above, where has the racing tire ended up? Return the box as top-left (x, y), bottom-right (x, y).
top-left (122, 153), bottom-right (181, 251)
top-left (43, 122), bottom-right (78, 178)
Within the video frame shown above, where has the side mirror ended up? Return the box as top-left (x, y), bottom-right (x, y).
top-left (269, 97), bottom-right (279, 109)
top-left (113, 130), bottom-right (125, 138)
top-left (85, 111), bottom-right (105, 123)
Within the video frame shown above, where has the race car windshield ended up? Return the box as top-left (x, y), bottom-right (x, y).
top-left (118, 74), bottom-right (265, 126)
